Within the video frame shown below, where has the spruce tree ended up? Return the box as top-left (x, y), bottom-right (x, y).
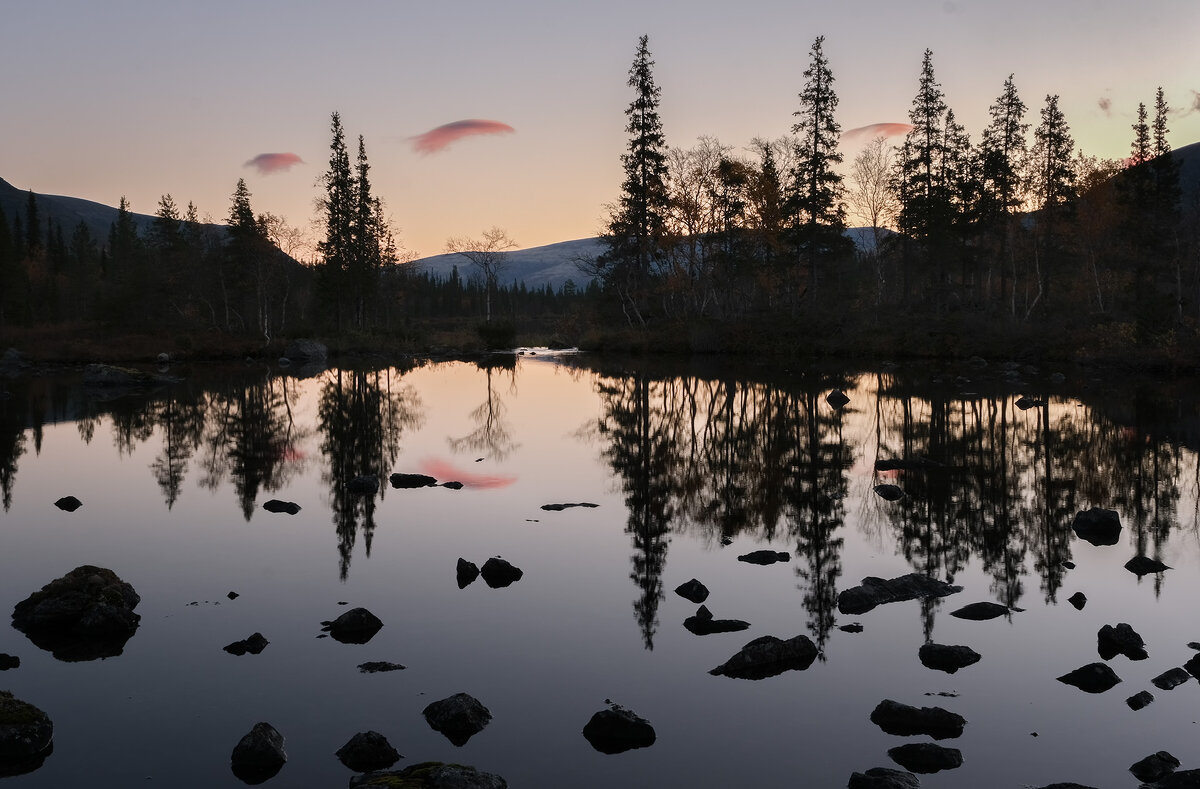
top-left (788, 35), bottom-right (847, 299)
top-left (978, 75), bottom-right (1028, 307)
top-left (24, 191), bottom-right (41, 253)
top-left (318, 111), bottom-right (355, 331)
top-left (348, 135), bottom-right (382, 330)
top-left (1028, 94), bottom-right (1076, 313)
top-left (602, 34), bottom-right (670, 325)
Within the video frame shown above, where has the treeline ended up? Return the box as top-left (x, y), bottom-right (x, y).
top-left (595, 36), bottom-right (1200, 360)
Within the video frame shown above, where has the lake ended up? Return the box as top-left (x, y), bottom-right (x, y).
top-left (1, 352), bottom-right (1199, 788)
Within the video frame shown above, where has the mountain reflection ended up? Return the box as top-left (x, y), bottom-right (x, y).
top-left (586, 361), bottom-right (1200, 649)
top-left (317, 367), bottom-right (424, 580)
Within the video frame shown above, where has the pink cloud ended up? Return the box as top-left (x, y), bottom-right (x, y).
top-left (841, 123), bottom-right (914, 143)
top-left (244, 152), bottom-right (304, 175)
top-left (410, 119), bottom-right (515, 155)
top-left (419, 457), bottom-right (517, 489)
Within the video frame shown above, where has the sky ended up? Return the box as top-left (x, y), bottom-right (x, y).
top-left (2, 0), bottom-right (1198, 258)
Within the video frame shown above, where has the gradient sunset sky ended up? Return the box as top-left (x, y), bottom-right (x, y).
top-left (2, 0), bottom-right (1197, 257)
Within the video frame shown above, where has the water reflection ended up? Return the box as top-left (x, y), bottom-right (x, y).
top-left (317, 367), bottom-right (424, 579)
top-left (447, 357), bottom-right (519, 461)
top-left (583, 360), bottom-right (1200, 649)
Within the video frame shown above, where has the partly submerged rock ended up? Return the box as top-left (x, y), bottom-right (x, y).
top-left (1057, 662), bottom-right (1121, 694)
top-left (422, 693), bottom-right (492, 747)
top-left (1184, 653), bottom-right (1200, 680)
top-left (347, 475), bottom-right (380, 496)
top-left (1127, 690), bottom-right (1155, 710)
top-left (709, 634), bottom-right (818, 679)
top-left (322, 607), bottom-right (383, 644)
top-left (1126, 556), bottom-right (1171, 576)
top-left (918, 643), bottom-right (981, 674)
top-left (1131, 752), bottom-right (1181, 784)
top-left (581, 704), bottom-right (656, 754)
top-left (0, 654), bottom-right (18, 671)
top-left (887, 742), bottom-right (963, 774)
top-left (223, 633), bottom-right (269, 656)
top-left (457, 558), bottom-right (480, 589)
top-left (230, 722), bottom-right (286, 784)
top-left (827, 389), bottom-right (850, 409)
top-left (480, 557), bottom-right (523, 588)
top-left (674, 578), bottom-right (709, 604)
top-left (350, 762), bottom-right (507, 788)
top-left (683, 605), bottom-right (750, 636)
top-left (869, 699), bottom-right (966, 740)
top-left (1034, 784), bottom-right (1100, 789)
top-left (335, 730), bottom-right (400, 772)
top-left (82, 363), bottom-right (178, 390)
top-left (1098, 623), bottom-right (1148, 661)
top-left (949, 602), bottom-right (1011, 621)
top-left (262, 499), bottom-right (300, 515)
top-left (848, 767), bottom-right (921, 789)
top-left (1071, 508), bottom-right (1122, 546)
top-left (282, 339), bottom-right (327, 363)
top-left (873, 484), bottom-right (905, 502)
top-left (1141, 769), bottom-right (1200, 788)
top-left (11, 565), bottom-right (141, 661)
top-left (737, 550), bottom-right (790, 565)
top-left (838, 574), bottom-right (962, 615)
top-left (1068, 592), bottom-right (1087, 610)
top-left (1151, 668), bottom-right (1192, 691)
top-left (540, 502), bottom-right (599, 511)
top-left (357, 661), bottom-right (406, 673)
top-left (53, 496), bottom-right (82, 512)
top-left (0, 691), bottom-right (54, 778)
top-left (390, 473), bottom-right (438, 489)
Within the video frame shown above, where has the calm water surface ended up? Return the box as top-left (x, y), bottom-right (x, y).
top-left (1, 354), bottom-right (1199, 788)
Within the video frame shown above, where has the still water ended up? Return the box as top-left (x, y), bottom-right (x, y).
top-left (1, 353), bottom-right (1199, 787)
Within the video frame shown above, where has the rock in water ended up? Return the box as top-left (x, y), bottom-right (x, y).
top-left (457, 558), bottom-right (480, 589)
top-left (581, 705), bottom-right (656, 754)
top-left (709, 634), bottom-right (818, 679)
top-left (1057, 663), bottom-right (1121, 694)
top-left (737, 550), bottom-right (790, 565)
top-left (0, 654), bottom-right (18, 671)
top-left (838, 573), bottom-right (962, 615)
top-left (224, 633), bottom-right (269, 656)
top-left (357, 661), bottom-right (405, 673)
top-left (674, 578), bottom-right (709, 604)
top-left (869, 699), bottom-right (966, 740)
top-left (1097, 623), bottom-right (1148, 661)
top-left (230, 722), bottom-right (286, 784)
top-left (1071, 508), bottom-right (1122, 546)
top-left (53, 496), bottom-right (82, 512)
top-left (827, 389), bottom-right (850, 409)
top-left (347, 475), bottom-right (379, 496)
top-left (1125, 556), bottom-right (1170, 576)
top-left (1130, 751), bottom-right (1180, 783)
top-left (282, 339), bottom-right (327, 363)
top-left (262, 499), bottom-right (300, 515)
top-left (949, 602), bottom-right (1010, 621)
top-left (918, 643), bottom-right (981, 674)
top-left (11, 565), bottom-right (141, 661)
top-left (349, 762), bottom-right (507, 788)
top-left (887, 742), bottom-right (963, 774)
top-left (390, 473), bottom-right (438, 488)
top-left (335, 730), bottom-right (400, 772)
top-left (322, 607), bottom-right (383, 644)
top-left (1067, 592), bottom-right (1087, 610)
top-left (847, 767), bottom-right (921, 789)
top-left (683, 605), bottom-right (750, 636)
top-left (1126, 690), bottom-right (1154, 710)
top-left (0, 691), bottom-right (54, 777)
top-left (1151, 668), bottom-right (1192, 691)
top-left (422, 693), bottom-right (492, 746)
top-left (873, 484), bottom-right (905, 501)
top-left (480, 557), bottom-right (523, 588)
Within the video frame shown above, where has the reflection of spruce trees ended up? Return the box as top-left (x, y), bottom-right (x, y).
top-left (149, 389), bottom-right (207, 509)
top-left (319, 368), bottom-right (422, 580)
top-left (447, 357), bottom-right (520, 461)
top-left (0, 386), bottom-right (27, 510)
top-left (597, 374), bottom-right (675, 650)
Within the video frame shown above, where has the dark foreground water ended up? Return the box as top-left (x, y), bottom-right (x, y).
top-left (1, 353), bottom-right (1199, 788)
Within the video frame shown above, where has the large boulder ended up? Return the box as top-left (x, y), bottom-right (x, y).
top-left (683, 605), bottom-right (750, 636)
top-left (480, 558), bottom-right (523, 588)
top-left (335, 730), bottom-right (400, 772)
top-left (11, 565), bottom-right (141, 661)
top-left (350, 762), bottom-right (507, 788)
top-left (1131, 752), bottom-right (1181, 784)
top-left (709, 634), bottom-right (818, 679)
top-left (869, 699), bottom-right (966, 740)
top-left (0, 691), bottom-right (53, 778)
top-left (838, 574), bottom-right (962, 615)
top-left (737, 550), bottom-right (790, 565)
top-left (674, 578), bottom-right (709, 604)
top-left (581, 705), bottom-right (656, 754)
top-left (322, 607), bottom-right (383, 644)
top-left (1057, 663), bottom-right (1121, 694)
top-left (230, 722), bottom-right (286, 784)
top-left (422, 693), bottom-right (492, 746)
top-left (1141, 770), bottom-right (1200, 788)
top-left (1072, 508), bottom-right (1122, 546)
top-left (848, 767), bottom-right (921, 789)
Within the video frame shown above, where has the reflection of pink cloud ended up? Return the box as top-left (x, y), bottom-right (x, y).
top-left (244, 153), bottom-right (304, 175)
top-left (842, 123), bottom-right (914, 143)
top-left (410, 119), bottom-right (515, 154)
top-left (420, 458), bottom-right (517, 489)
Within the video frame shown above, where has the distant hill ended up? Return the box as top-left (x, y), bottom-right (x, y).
top-left (0, 176), bottom-right (162, 242)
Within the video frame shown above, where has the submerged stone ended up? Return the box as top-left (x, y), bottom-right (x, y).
top-left (357, 661), bottom-right (406, 673)
top-left (350, 762), bottom-right (507, 788)
top-left (1072, 508), bottom-right (1122, 546)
